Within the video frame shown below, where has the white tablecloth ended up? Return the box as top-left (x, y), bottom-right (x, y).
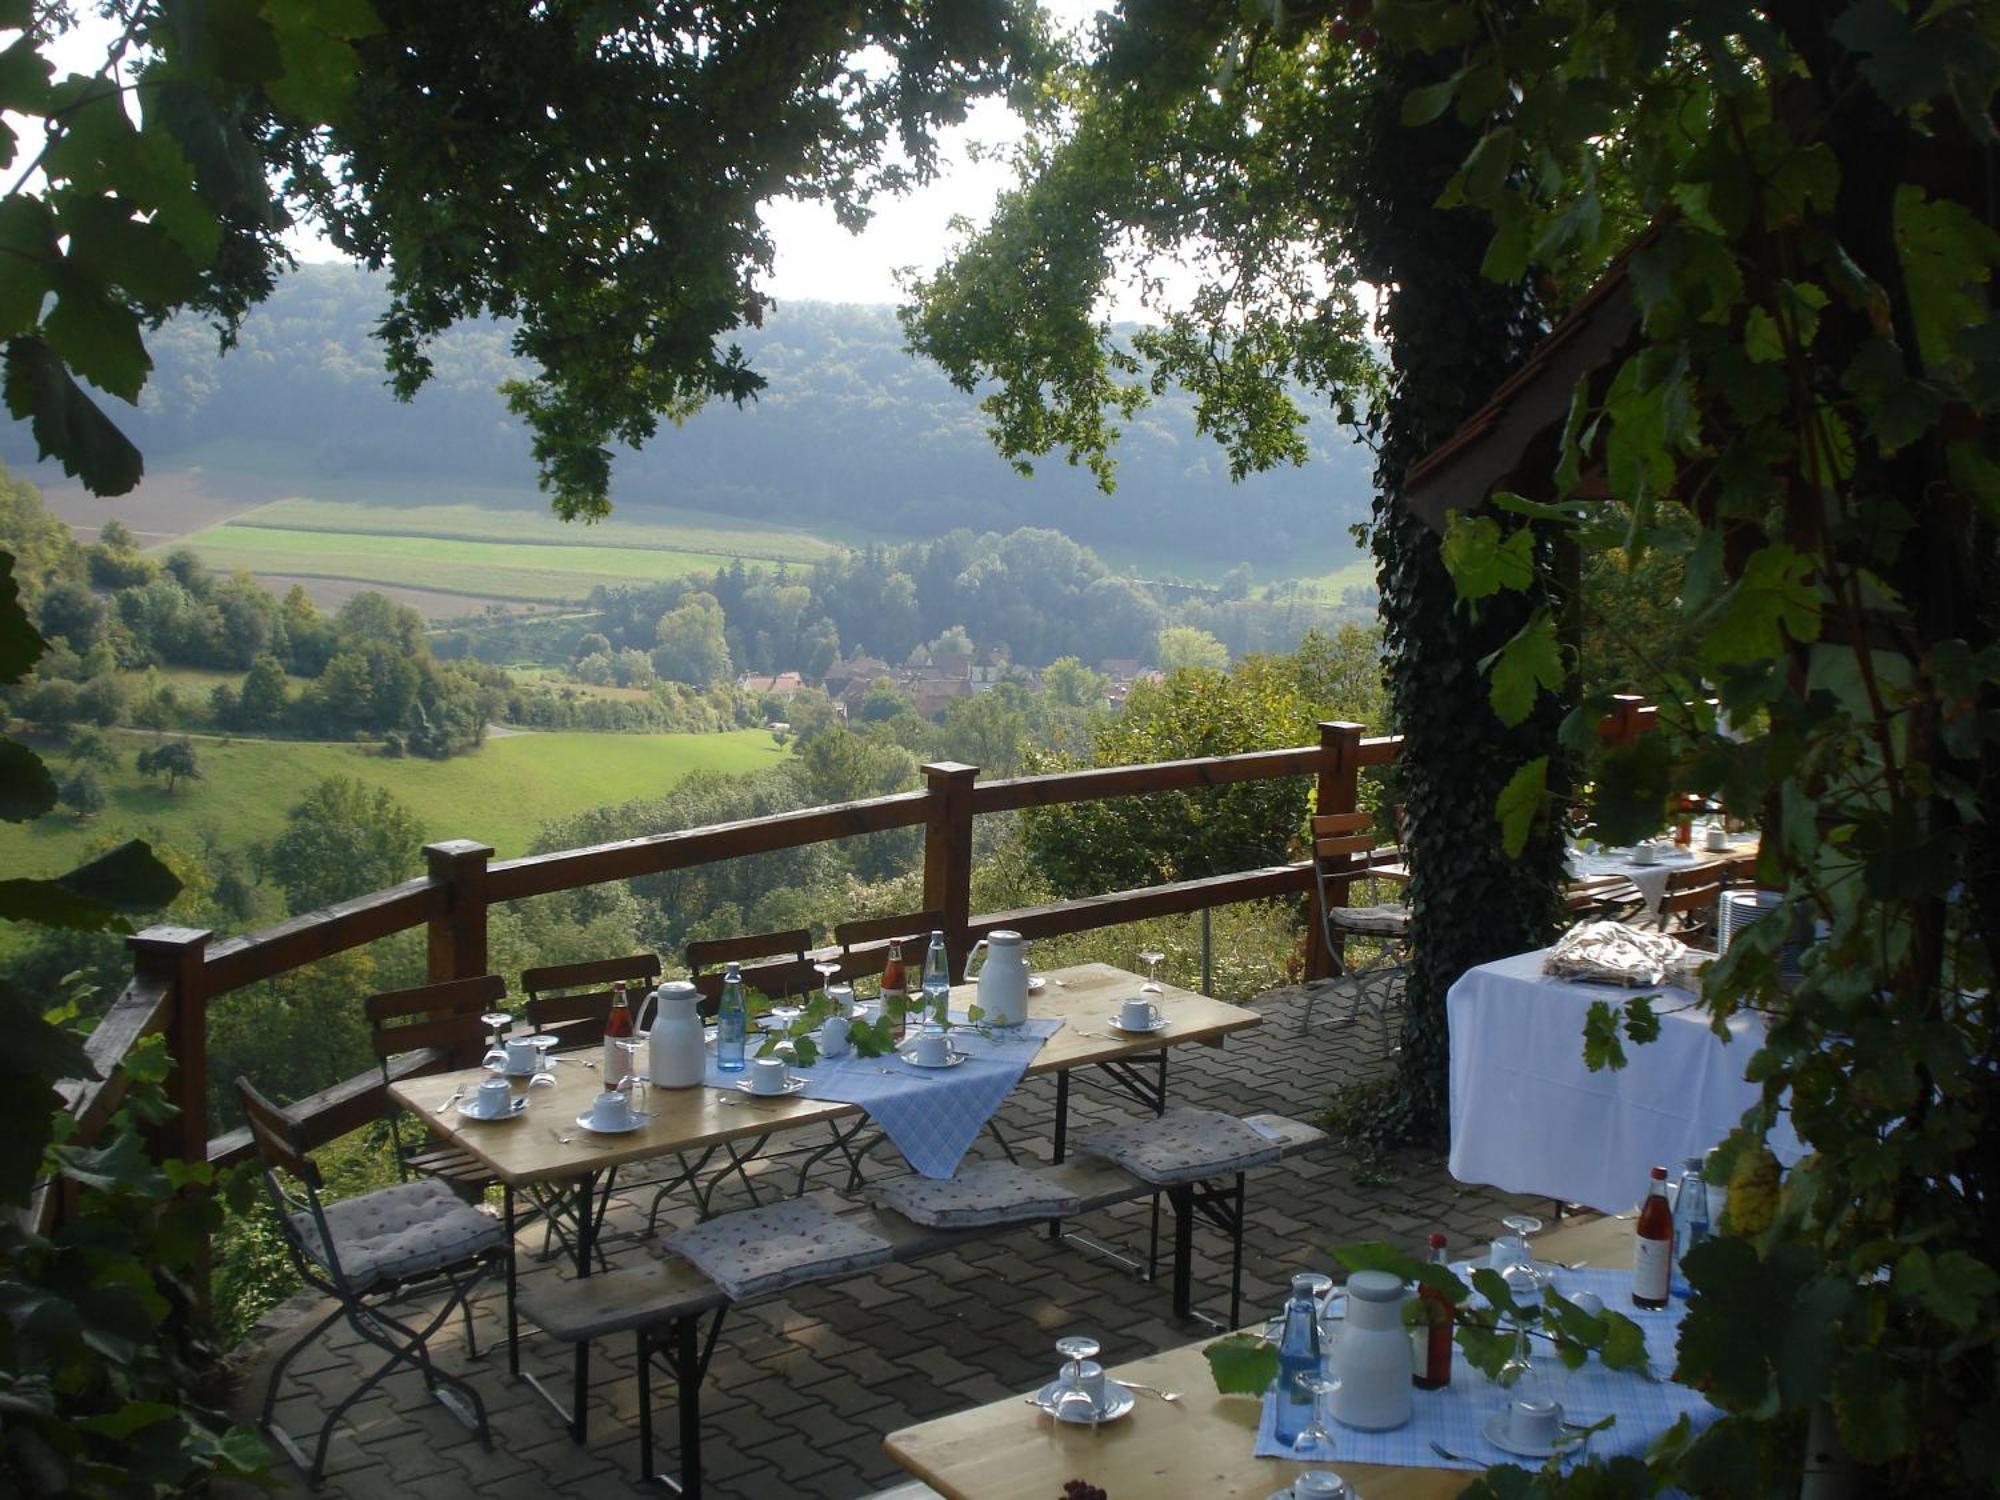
top-left (1447, 948), bottom-right (1800, 1212)
top-left (1567, 834), bottom-right (1753, 915)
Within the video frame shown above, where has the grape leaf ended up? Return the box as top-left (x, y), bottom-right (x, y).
top-left (1202, 1331), bottom-right (1277, 1396)
top-left (1496, 755), bottom-right (1548, 858)
top-left (3, 336), bottom-right (142, 495)
top-left (1486, 609), bottom-right (1563, 727)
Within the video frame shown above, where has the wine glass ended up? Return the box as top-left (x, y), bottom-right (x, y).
top-left (1138, 948), bottom-right (1165, 995)
top-left (480, 1009), bottom-right (514, 1071)
top-left (1497, 1263), bottom-right (1543, 1388)
top-left (612, 1035), bottom-right (646, 1100)
top-left (528, 1034), bottom-right (560, 1088)
top-left (1492, 1210), bottom-right (1542, 1271)
top-left (1291, 1368), bottom-right (1340, 1457)
top-left (1051, 1335), bottom-right (1101, 1423)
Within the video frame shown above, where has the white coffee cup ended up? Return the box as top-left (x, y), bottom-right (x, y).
top-left (503, 1036), bottom-right (538, 1073)
top-left (1705, 825), bottom-right (1729, 852)
top-left (474, 1076), bottom-right (513, 1117)
top-left (1570, 1290), bottom-right (1605, 1320)
top-left (588, 1087), bottom-right (632, 1128)
top-left (1507, 1396), bottom-right (1564, 1450)
top-left (749, 1056), bottom-right (791, 1095)
top-left (1293, 1474), bottom-right (1352, 1500)
top-left (1120, 997), bottom-right (1162, 1031)
top-left (911, 1030), bottom-right (950, 1067)
top-left (1630, 841), bottom-right (1659, 866)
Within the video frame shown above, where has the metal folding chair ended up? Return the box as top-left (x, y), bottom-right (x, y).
top-left (236, 1076), bottom-right (505, 1483)
top-left (1303, 809), bottom-right (1411, 1037)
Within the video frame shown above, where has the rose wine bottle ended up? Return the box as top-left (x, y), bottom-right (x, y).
top-left (603, 978), bottom-right (633, 1086)
top-left (1632, 1164), bottom-right (1673, 1309)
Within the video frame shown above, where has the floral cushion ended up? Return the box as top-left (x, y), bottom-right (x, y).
top-left (1076, 1107), bottom-right (1284, 1186)
top-left (289, 1178), bottom-right (505, 1291)
top-left (869, 1160), bottom-right (1083, 1229)
top-left (664, 1198), bottom-right (893, 1301)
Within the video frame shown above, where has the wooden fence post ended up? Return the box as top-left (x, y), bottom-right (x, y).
top-left (921, 762), bottom-right (979, 979)
top-left (424, 839), bottom-right (494, 984)
top-left (1308, 722), bottom-right (1366, 980)
top-left (127, 924), bottom-right (212, 1303)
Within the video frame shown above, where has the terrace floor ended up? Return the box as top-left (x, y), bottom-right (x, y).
top-left (225, 978), bottom-right (1547, 1499)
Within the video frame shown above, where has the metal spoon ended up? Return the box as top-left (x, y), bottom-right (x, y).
top-left (1114, 1380), bottom-right (1182, 1403)
top-left (434, 1084), bottom-right (466, 1114)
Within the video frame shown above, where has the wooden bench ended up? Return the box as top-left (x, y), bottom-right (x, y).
top-left (516, 1113), bottom-right (1324, 1495)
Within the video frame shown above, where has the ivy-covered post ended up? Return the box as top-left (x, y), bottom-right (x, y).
top-left (424, 839), bottom-right (493, 984)
top-left (921, 762), bottom-right (978, 979)
top-left (1309, 721), bottom-right (1367, 980)
top-left (1353, 42), bottom-right (1570, 1142)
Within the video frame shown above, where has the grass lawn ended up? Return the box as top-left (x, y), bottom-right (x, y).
top-left (1, 727), bottom-right (785, 875)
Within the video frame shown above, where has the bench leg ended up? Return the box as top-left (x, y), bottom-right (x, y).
top-left (1169, 1184), bottom-right (1195, 1319)
top-left (637, 1309), bottom-right (725, 1495)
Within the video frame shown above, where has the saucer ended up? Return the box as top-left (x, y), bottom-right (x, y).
top-left (1266, 1485), bottom-right (1358, 1500)
top-left (899, 1047), bottom-right (967, 1069)
top-left (459, 1095), bottom-right (528, 1122)
top-left (733, 1076), bottom-right (808, 1097)
top-left (1107, 1014), bottom-right (1168, 1035)
top-left (486, 1061), bottom-right (541, 1079)
top-left (575, 1108), bottom-right (645, 1134)
top-left (1482, 1410), bottom-right (1586, 1459)
top-left (1030, 1380), bottom-right (1137, 1425)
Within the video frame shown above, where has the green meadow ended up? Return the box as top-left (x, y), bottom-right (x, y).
top-left (1, 728), bottom-right (785, 876)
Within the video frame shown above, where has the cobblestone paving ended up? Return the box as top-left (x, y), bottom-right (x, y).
top-left (227, 980), bottom-right (1547, 1499)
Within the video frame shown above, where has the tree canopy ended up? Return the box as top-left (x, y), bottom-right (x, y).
top-left (1, 1), bottom-right (1048, 516)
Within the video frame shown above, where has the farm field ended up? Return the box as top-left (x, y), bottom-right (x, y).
top-left (0, 727), bottom-right (784, 878)
top-left (235, 497), bottom-right (841, 563)
top-left (175, 525), bottom-right (761, 603)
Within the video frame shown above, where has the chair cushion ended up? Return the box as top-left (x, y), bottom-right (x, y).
top-left (289, 1178), bottom-right (505, 1291)
top-left (868, 1160), bottom-right (1083, 1229)
top-left (1076, 1107), bottom-right (1284, 1186)
top-left (663, 1198), bottom-right (892, 1301)
top-left (1328, 903), bottom-right (1410, 936)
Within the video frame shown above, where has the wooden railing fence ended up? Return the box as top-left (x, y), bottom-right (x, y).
top-left (33, 695), bottom-right (1653, 1248)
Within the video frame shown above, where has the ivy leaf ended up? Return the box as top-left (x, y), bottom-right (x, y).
top-left (0, 738), bottom-right (56, 822)
top-left (1703, 544), bottom-right (1822, 664)
top-left (1202, 1331), bottom-right (1277, 1396)
top-left (1442, 514), bottom-right (1534, 601)
top-left (2, 337), bottom-right (141, 494)
top-left (1485, 609), bottom-right (1563, 727)
top-left (1495, 755), bottom-right (1547, 858)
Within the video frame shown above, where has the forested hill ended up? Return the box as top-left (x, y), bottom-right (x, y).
top-left (1, 264), bottom-right (1376, 568)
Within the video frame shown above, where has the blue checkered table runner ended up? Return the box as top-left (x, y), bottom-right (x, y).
top-left (1253, 1267), bottom-right (1714, 1469)
top-left (702, 1015), bottom-right (1063, 1177)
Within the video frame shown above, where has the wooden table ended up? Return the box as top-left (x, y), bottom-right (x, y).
top-left (391, 963), bottom-right (1262, 1373)
top-left (884, 1215), bottom-right (1636, 1500)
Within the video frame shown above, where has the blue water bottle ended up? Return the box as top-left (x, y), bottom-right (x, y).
top-left (922, 930), bottom-right (951, 1026)
top-left (1671, 1155), bottom-right (1709, 1298)
top-left (716, 961), bottom-right (748, 1072)
top-left (1272, 1272), bottom-right (1323, 1447)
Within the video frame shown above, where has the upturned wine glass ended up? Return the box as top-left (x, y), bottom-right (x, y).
top-left (480, 1009), bottom-right (514, 1070)
top-left (1291, 1368), bottom-right (1340, 1457)
top-left (1051, 1335), bottom-right (1101, 1423)
top-left (528, 1034), bottom-right (559, 1088)
top-left (1138, 948), bottom-right (1165, 995)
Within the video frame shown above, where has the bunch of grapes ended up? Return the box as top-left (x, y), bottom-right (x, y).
top-left (1061, 1482), bottom-right (1107, 1500)
top-left (1328, 0), bottom-right (1379, 51)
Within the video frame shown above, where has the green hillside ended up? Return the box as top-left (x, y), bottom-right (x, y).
top-left (1, 728), bottom-right (785, 876)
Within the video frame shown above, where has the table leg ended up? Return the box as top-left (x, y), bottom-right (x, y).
top-left (1047, 1070), bottom-right (1071, 1243)
top-left (504, 1184), bottom-right (520, 1377)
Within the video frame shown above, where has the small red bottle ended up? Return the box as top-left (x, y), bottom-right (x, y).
top-left (880, 940), bottom-right (908, 1039)
top-left (1414, 1231), bottom-right (1454, 1389)
top-left (1632, 1165), bottom-right (1673, 1309)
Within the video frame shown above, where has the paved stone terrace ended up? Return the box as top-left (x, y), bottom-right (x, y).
top-left (227, 980), bottom-right (1546, 1498)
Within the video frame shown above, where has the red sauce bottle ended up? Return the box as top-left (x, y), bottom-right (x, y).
top-left (1414, 1231), bottom-right (1455, 1389)
top-left (880, 940), bottom-right (907, 1039)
